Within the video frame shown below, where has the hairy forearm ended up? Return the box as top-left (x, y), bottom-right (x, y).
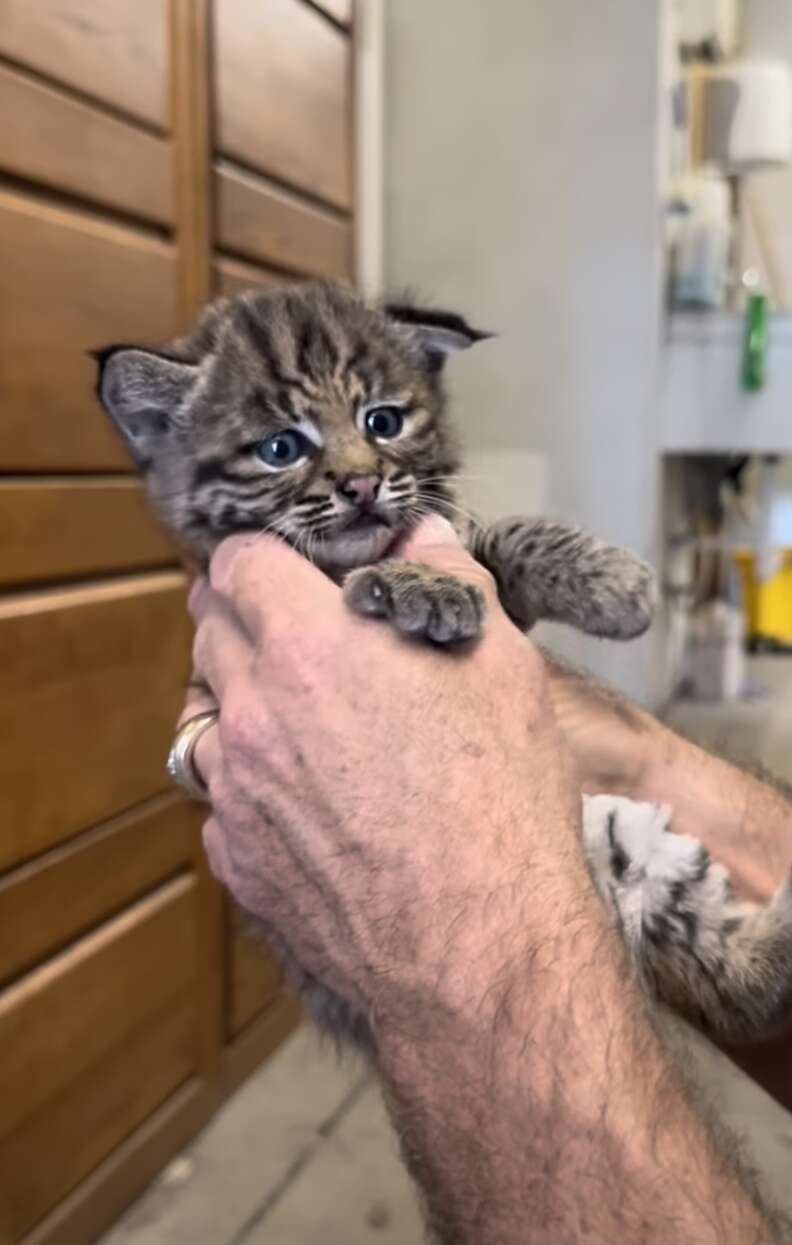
top-left (374, 858), bottom-right (780, 1245)
top-left (545, 653), bottom-right (792, 902)
top-left (637, 724), bottom-right (792, 903)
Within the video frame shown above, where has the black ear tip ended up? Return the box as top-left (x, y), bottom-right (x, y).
top-left (384, 302), bottom-right (493, 345)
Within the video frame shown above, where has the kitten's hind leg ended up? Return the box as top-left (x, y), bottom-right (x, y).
top-left (472, 518), bottom-right (655, 638)
top-left (583, 794), bottom-right (792, 1044)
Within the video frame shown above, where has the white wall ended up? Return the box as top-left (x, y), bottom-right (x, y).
top-left (741, 1), bottom-right (792, 308)
top-left (383, 0), bottom-right (665, 701)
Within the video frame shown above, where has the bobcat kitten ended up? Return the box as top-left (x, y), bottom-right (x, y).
top-left (95, 280), bottom-right (792, 1049)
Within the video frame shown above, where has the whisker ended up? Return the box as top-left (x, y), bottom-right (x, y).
top-left (411, 492), bottom-right (483, 531)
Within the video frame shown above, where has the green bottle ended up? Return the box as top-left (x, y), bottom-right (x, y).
top-left (742, 292), bottom-right (768, 392)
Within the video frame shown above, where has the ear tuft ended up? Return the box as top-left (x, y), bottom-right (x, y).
top-left (385, 302), bottom-right (493, 372)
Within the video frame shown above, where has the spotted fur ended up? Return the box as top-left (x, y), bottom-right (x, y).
top-left (584, 796), bottom-right (792, 1043)
top-left (94, 281), bottom-right (791, 1051)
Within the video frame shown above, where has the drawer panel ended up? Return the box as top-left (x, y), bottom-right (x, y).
top-left (214, 0), bottom-right (352, 210)
top-left (0, 65), bottom-right (172, 226)
top-left (229, 913), bottom-right (283, 1037)
top-left (0, 994), bottom-right (196, 1241)
top-left (215, 164), bottom-right (352, 280)
top-left (0, 573), bottom-right (191, 871)
top-left (0, 795), bottom-right (197, 985)
top-left (0, 479), bottom-right (176, 589)
top-left (0, 189), bottom-right (178, 471)
top-left (0, 876), bottom-right (199, 1143)
top-left (0, 877), bottom-right (198, 1240)
top-left (213, 255), bottom-right (284, 299)
top-left (0, 0), bottom-right (168, 129)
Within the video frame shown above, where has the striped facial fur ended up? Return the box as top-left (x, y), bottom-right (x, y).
top-left (95, 282), bottom-right (487, 575)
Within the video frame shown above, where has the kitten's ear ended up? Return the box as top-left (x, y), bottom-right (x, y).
top-left (91, 345), bottom-right (197, 465)
top-left (385, 303), bottom-right (492, 372)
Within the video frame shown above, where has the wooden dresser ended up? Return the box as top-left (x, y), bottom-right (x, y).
top-left (0, 2), bottom-right (355, 1241)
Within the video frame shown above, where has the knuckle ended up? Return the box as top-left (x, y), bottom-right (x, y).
top-left (208, 534), bottom-right (256, 594)
top-left (219, 686), bottom-right (263, 758)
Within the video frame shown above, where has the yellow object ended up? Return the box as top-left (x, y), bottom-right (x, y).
top-left (733, 549), bottom-right (792, 644)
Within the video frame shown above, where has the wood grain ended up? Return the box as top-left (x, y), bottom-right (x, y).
top-left (229, 918), bottom-right (283, 1036)
top-left (213, 0), bottom-right (353, 210)
top-left (0, 189), bottom-right (178, 471)
top-left (21, 1079), bottom-right (216, 1245)
top-left (0, 876), bottom-right (198, 1142)
top-left (0, 0), bottom-right (168, 129)
top-left (213, 254), bottom-right (284, 298)
top-left (0, 995), bottom-right (196, 1240)
top-left (0, 63), bottom-right (172, 226)
top-left (170, 0), bottom-right (211, 327)
top-left (0, 572), bottom-right (192, 871)
top-left (0, 794), bottom-right (197, 986)
top-left (0, 478), bottom-right (177, 588)
top-left (216, 163), bottom-right (353, 279)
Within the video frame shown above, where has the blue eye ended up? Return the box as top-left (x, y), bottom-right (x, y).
top-left (255, 430), bottom-right (308, 468)
top-left (365, 406), bottom-right (404, 439)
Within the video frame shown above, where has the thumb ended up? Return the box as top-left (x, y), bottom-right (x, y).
top-left (398, 515), bottom-right (500, 607)
top-left (400, 514), bottom-right (462, 554)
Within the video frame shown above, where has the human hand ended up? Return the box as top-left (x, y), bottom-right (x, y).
top-left (184, 517), bottom-right (584, 1023)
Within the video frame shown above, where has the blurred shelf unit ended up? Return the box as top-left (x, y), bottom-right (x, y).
top-left (659, 312), bottom-right (792, 453)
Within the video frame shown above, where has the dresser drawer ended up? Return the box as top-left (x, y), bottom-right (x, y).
top-left (0, 573), bottom-right (191, 871)
top-left (214, 0), bottom-right (353, 210)
top-left (0, 189), bottom-right (178, 471)
top-left (0, 0), bottom-right (169, 130)
top-left (0, 479), bottom-right (176, 590)
top-left (0, 65), bottom-right (172, 227)
top-left (229, 911), bottom-right (283, 1038)
top-left (0, 794), bottom-right (198, 986)
top-left (0, 876), bottom-right (200, 1240)
top-left (215, 163), bottom-right (353, 280)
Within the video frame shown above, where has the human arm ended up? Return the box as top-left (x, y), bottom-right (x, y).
top-left (547, 656), bottom-right (792, 1111)
top-left (185, 520), bottom-right (783, 1244)
top-left (547, 658), bottom-right (792, 904)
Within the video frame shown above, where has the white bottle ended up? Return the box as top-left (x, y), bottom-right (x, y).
top-left (670, 170), bottom-right (732, 309)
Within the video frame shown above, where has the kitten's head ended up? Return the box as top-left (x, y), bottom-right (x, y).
top-left (94, 281), bottom-right (489, 573)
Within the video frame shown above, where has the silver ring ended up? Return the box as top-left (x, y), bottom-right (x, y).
top-left (167, 710), bottom-right (219, 802)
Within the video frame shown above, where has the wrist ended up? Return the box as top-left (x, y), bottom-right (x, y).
top-left (639, 725), bottom-right (788, 900)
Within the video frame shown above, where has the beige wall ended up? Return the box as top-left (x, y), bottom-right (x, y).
top-left (383, 1), bottom-right (664, 699)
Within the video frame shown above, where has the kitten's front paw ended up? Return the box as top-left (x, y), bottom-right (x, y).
top-left (344, 562), bottom-right (485, 644)
top-left (589, 548), bottom-right (656, 640)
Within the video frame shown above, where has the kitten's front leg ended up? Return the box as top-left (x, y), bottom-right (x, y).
top-left (344, 563), bottom-right (486, 645)
top-left (472, 517), bottom-right (655, 639)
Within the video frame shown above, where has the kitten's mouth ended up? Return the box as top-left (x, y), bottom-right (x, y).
top-left (311, 508), bottom-right (406, 572)
top-left (340, 510), bottom-right (394, 534)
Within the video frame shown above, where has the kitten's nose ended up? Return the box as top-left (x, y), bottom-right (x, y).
top-left (338, 474), bottom-right (381, 508)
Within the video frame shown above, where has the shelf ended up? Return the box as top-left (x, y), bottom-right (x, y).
top-left (658, 312), bottom-right (792, 454)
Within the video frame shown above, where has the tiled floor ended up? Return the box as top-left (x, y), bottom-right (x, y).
top-left (101, 1028), bottom-right (424, 1245)
top-left (102, 657), bottom-right (792, 1243)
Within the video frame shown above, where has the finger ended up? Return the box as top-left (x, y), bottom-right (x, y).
top-left (187, 575), bottom-right (210, 623)
top-left (400, 517), bottom-right (499, 605)
top-left (178, 676), bottom-right (217, 728)
top-left (209, 533), bottom-right (339, 644)
top-left (202, 816), bottom-right (231, 886)
top-left (191, 595), bottom-right (254, 701)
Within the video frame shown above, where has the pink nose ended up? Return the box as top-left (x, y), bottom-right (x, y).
top-left (338, 475), bottom-right (381, 507)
